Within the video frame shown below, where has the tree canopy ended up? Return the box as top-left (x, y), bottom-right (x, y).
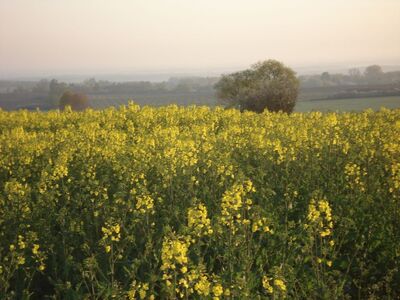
top-left (214, 60), bottom-right (299, 113)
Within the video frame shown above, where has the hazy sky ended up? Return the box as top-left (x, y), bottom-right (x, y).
top-left (1, 0), bottom-right (400, 77)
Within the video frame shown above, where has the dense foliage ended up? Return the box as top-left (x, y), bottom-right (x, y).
top-left (0, 104), bottom-right (399, 299)
top-left (59, 91), bottom-right (90, 111)
top-left (215, 60), bottom-right (299, 113)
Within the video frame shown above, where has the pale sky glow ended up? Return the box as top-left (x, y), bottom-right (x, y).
top-left (1, 0), bottom-right (400, 77)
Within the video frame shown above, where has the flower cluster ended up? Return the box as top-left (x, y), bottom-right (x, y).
top-left (135, 195), bottom-right (154, 214)
top-left (161, 234), bottom-right (191, 297)
top-left (31, 244), bottom-right (46, 271)
top-left (251, 216), bottom-right (271, 233)
top-left (187, 202), bottom-right (213, 238)
top-left (185, 269), bottom-right (227, 300)
top-left (161, 235), bottom-right (190, 272)
top-left (10, 235), bottom-right (27, 266)
top-left (262, 275), bottom-right (287, 296)
top-left (344, 163), bottom-right (366, 192)
top-left (101, 223), bottom-right (121, 253)
top-left (307, 198), bottom-right (333, 238)
top-left (127, 281), bottom-right (154, 300)
top-left (220, 180), bottom-right (255, 233)
top-left (306, 197), bottom-right (335, 268)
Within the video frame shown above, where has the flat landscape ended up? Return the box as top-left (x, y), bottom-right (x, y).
top-left (2, 0), bottom-right (400, 298)
top-left (295, 96), bottom-right (400, 112)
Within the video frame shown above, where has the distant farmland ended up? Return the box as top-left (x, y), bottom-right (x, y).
top-left (295, 96), bottom-right (400, 112)
top-left (1, 87), bottom-right (399, 112)
top-left (89, 95), bottom-right (400, 112)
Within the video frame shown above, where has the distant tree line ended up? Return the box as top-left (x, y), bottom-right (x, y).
top-left (6, 65), bottom-right (399, 100)
top-left (1, 64), bottom-right (399, 111)
top-left (5, 77), bottom-right (219, 98)
top-left (300, 65), bottom-right (400, 88)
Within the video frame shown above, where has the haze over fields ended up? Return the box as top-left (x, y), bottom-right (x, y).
top-left (1, 0), bottom-right (400, 112)
top-left (1, 0), bottom-right (400, 79)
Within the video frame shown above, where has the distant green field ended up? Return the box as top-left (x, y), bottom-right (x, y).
top-left (295, 96), bottom-right (400, 112)
top-left (88, 92), bottom-right (217, 109)
top-left (88, 94), bottom-right (400, 112)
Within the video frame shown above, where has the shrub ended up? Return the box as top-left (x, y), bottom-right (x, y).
top-left (59, 91), bottom-right (89, 111)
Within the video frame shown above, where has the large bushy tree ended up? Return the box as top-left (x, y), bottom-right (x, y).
top-left (215, 60), bottom-right (299, 113)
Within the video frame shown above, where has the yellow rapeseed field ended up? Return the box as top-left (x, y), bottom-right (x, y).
top-left (0, 104), bottom-right (399, 299)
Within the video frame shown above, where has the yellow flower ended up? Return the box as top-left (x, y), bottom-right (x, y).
top-left (139, 283), bottom-right (149, 299)
top-left (136, 195), bottom-right (154, 214)
top-left (127, 289), bottom-right (136, 300)
top-left (262, 276), bottom-right (273, 294)
top-left (274, 279), bottom-right (286, 292)
top-left (102, 222), bottom-right (121, 244)
top-left (18, 235), bottom-right (26, 249)
top-left (105, 245), bottom-right (111, 253)
top-left (213, 283), bottom-right (223, 297)
top-left (17, 256), bottom-right (25, 265)
top-left (252, 217), bottom-right (271, 234)
top-left (32, 244), bottom-right (40, 255)
top-left (179, 278), bottom-right (189, 288)
top-left (113, 224), bottom-right (120, 234)
top-left (194, 275), bottom-right (210, 296)
top-left (320, 229), bottom-right (331, 237)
